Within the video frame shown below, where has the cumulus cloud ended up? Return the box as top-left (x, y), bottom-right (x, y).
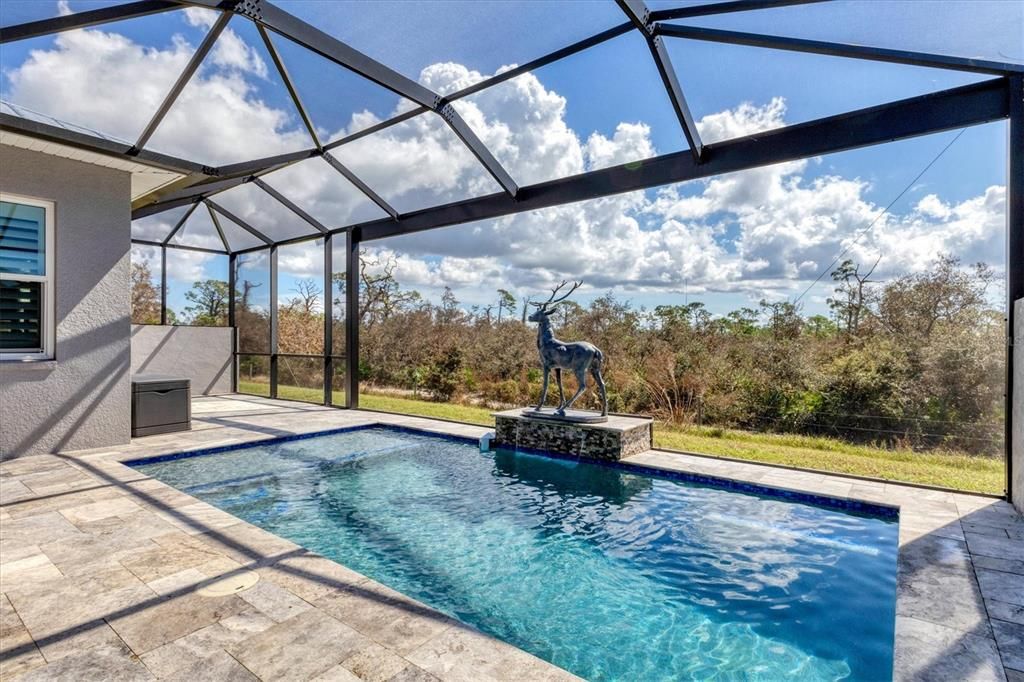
top-left (2, 19), bottom-right (1006, 308)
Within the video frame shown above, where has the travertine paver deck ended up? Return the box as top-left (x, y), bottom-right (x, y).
top-left (1, 394), bottom-right (1022, 681)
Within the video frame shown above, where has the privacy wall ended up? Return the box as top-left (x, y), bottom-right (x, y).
top-left (131, 325), bottom-right (233, 395)
top-left (0, 145), bottom-right (131, 458)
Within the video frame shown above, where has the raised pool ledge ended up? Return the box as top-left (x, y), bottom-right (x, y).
top-left (493, 408), bottom-right (653, 461)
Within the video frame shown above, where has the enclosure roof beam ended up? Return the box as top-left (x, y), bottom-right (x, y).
top-left (180, 0), bottom-right (519, 197)
top-left (206, 198), bottom-right (273, 245)
top-left (348, 77), bottom-right (1009, 243)
top-left (134, 175), bottom-right (255, 218)
top-left (226, 76), bottom-right (1008, 254)
top-left (649, 0), bottom-right (831, 22)
top-left (0, 0), bottom-right (184, 43)
top-left (252, 177), bottom-right (329, 234)
top-left (0, 112), bottom-right (207, 176)
top-left (160, 201), bottom-right (199, 245)
top-left (133, 11), bottom-right (232, 152)
top-left (132, 152), bottom-right (309, 218)
top-left (132, 238), bottom-right (226, 255)
top-left (322, 152), bottom-right (399, 220)
top-left (618, 0), bottom-right (704, 161)
top-left (206, 201), bottom-right (232, 252)
top-left (435, 102), bottom-right (519, 196)
top-left (656, 23), bottom-right (1024, 76)
top-left (256, 23), bottom-right (321, 150)
top-left (322, 108), bottom-right (426, 151)
top-left (321, 21), bottom-right (634, 153)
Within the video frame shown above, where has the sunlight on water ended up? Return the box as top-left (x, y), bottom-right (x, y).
top-left (133, 427), bottom-right (898, 681)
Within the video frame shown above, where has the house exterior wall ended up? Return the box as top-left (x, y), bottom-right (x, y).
top-left (0, 145), bottom-right (131, 458)
top-left (131, 325), bottom-right (233, 395)
top-left (1013, 297), bottom-right (1023, 513)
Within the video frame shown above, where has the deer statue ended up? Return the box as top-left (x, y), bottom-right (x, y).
top-left (528, 280), bottom-right (608, 417)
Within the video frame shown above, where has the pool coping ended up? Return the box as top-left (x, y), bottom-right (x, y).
top-left (3, 394), bottom-right (1021, 682)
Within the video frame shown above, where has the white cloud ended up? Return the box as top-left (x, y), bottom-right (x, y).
top-left (5, 21), bottom-right (1006, 307)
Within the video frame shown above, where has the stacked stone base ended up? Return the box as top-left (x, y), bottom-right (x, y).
top-left (492, 409), bottom-right (652, 461)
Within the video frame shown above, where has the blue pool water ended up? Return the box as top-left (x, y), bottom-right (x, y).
top-left (130, 426), bottom-right (898, 681)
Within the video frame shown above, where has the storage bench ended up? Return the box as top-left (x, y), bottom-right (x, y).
top-left (131, 374), bottom-right (191, 437)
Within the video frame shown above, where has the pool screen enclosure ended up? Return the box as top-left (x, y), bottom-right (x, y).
top-left (1, 0), bottom-right (1021, 500)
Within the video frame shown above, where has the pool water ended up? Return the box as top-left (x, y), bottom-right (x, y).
top-left (131, 426), bottom-right (898, 681)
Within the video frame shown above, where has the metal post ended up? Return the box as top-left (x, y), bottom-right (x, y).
top-left (229, 252), bottom-right (237, 393)
top-left (1006, 75), bottom-right (1023, 503)
top-left (323, 234), bottom-right (333, 406)
top-left (269, 244), bottom-right (279, 399)
top-left (345, 229), bottom-right (360, 408)
top-left (160, 245), bottom-right (167, 325)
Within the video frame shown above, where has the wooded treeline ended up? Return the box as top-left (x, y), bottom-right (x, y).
top-left (132, 253), bottom-right (1006, 455)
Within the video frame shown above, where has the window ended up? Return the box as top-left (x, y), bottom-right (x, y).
top-left (0, 194), bottom-right (55, 361)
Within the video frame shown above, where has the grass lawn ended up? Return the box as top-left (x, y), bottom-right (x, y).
top-left (240, 381), bottom-right (1004, 495)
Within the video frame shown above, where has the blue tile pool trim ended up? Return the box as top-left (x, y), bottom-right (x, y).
top-left (124, 423), bottom-right (898, 521)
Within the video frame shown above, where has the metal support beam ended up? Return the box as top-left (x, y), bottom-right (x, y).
top-left (449, 23), bottom-right (634, 101)
top-left (133, 11), bottom-right (231, 152)
top-left (216, 149), bottom-right (319, 178)
top-left (322, 152), bottom-right (399, 220)
top-left (160, 245), bottom-right (168, 325)
top-left (133, 238), bottom-right (225, 255)
top-left (1007, 74), bottom-right (1023, 503)
top-left (269, 244), bottom-right (279, 399)
top-left (617, 0), bottom-right (704, 161)
top-left (228, 252), bottom-right (237, 392)
top-left (650, 0), bottom-right (831, 22)
top-left (0, 0), bottom-right (182, 43)
top-left (243, 0), bottom-right (436, 105)
top-left (256, 23), bottom-right (322, 149)
top-left (345, 228), bottom-right (359, 408)
top-left (134, 175), bottom-right (255, 219)
top-left (161, 201), bottom-right (198, 245)
top-left (221, 0), bottom-right (519, 197)
top-left (437, 103), bottom-right (519, 196)
top-left (207, 202), bottom-right (231, 252)
top-left (0, 113), bottom-right (207, 176)
top-left (252, 177), bottom-right (328, 233)
top-left (352, 77), bottom-right (1008, 242)
top-left (323, 233), bottom-right (333, 406)
top-left (320, 22), bottom-right (633, 154)
top-left (656, 23), bottom-right (1024, 76)
top-left (205, 199), bottom-right (274, 245)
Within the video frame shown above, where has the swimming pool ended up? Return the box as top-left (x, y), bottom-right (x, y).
top-left (129, 425), bottom-right (898, 681)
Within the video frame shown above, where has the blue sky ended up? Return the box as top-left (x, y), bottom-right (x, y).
top-left (2, 0), bottom-right (1019, 320)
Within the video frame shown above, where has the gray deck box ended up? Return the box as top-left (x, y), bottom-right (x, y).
top-left (131, 374), bottom-right (191, 437)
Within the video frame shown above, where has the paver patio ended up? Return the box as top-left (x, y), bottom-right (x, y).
top-left (1, 395), bottom-right (1022, 681)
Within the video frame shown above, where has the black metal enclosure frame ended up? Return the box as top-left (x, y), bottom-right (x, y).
top-left (1, 0), bottom-right (1021, 499)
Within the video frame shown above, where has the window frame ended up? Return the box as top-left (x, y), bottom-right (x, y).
top-left (0, 192), bottom-right (56, 362)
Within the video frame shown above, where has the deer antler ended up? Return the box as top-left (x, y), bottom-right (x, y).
top-left (529, 280), bottom-right (582, 308)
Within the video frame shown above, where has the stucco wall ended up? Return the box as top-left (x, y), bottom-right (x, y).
top-left (0, 145), bottom-right (131, 458)
top-left (1013, 298), bottom-right (1023, 514)
top-left (131, 325), bottom-right (233, 395)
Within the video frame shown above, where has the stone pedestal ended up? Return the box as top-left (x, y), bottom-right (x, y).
top-left (492, 409), bottom-right (653, 461)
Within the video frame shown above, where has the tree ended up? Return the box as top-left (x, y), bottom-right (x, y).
top-left (828, 258), bottom-right (878, 337)
top-left (876, 255), bottom-right (993, 340)
top-left (183, 279), bottom-right (228, 326)
top-left (288, 279), bottom-right (321, 314)
top-left (496, 289), bottom-right (516, 323)
top-left (424, 346), bottom-right (463, 401)
top-left (131, 261), bottom-right (161, 324)
top-left (353, 253), bottom-right (422, 328)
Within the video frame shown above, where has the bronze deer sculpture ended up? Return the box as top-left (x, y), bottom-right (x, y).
top-left (528, 281), bottom-right (608, 416)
